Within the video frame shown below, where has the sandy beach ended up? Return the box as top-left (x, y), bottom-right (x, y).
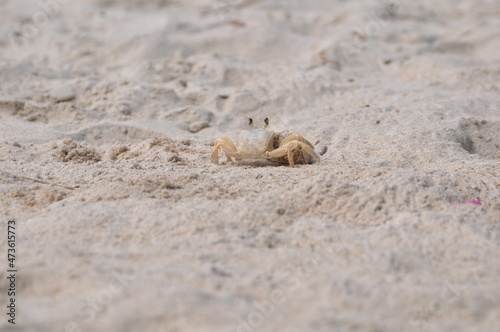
top-left (1, 0), bottom-right (499, 331)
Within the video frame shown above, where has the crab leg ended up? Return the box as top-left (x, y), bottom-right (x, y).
top-left (267, 138), bottom-right (321, 167)
top-left (280, 134), bottom-right (315, 149)
top-left (284, 135), bottom-right (320, 164)
top-left (267, 142), bottom-right (298, 167)
top-left (300, 144), bottom-right (321, 164)
top-left (211, 136), bottom-right (239, 164)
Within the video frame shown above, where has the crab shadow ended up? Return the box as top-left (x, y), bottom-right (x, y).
top-left (224, 160), bottom-right (288, 168)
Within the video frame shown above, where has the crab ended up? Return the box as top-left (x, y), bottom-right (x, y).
top-left (211, 118), bottom-right (320, 167)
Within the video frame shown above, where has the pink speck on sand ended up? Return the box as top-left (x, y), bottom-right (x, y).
top-left (453, 200), bottom-right (482, 206)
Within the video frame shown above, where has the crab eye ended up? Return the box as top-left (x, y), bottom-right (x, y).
top-left (264, 118), bottom-right (269, 126)
top-left (247, 118), bottom-right (253, 127)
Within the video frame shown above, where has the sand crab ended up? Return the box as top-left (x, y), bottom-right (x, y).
top-left (211, 118), bottom-right (320, 167)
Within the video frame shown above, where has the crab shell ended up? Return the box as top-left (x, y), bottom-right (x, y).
top-left (236, 129), bottom-right (278, 159)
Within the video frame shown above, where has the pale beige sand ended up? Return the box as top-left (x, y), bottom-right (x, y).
top-left (1, 0), bottom-right (500, 331)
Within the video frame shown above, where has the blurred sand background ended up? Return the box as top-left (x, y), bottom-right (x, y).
top-left (0, 0), bottom-right (499, 331)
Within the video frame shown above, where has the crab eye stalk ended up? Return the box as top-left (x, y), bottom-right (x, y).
top-left (247, 118), bottom-right (254, 128)
top-left (263, 118), bottom-right (269, 129)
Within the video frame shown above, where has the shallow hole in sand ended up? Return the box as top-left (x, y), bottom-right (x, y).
top-left (454, 118), bottom-right (500, 159)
